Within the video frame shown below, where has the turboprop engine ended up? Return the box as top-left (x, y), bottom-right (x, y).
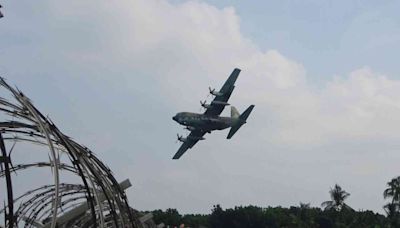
top-left (188, 135), bottom-right (205, 140)
top-left (176, 134), bottom-right (205, 143)
top-left (209, 87), bottom-right (224, 96)
top-left (200, 100), bottom-right (211, 109)
top-left (185, 126), bottom-right (196, 131)
top-left (177, 134), bottom-right (186, 143)
top-left (211, 100), bottom-right (230, 106)
top-left (201, 100), bottom-right (230, 109)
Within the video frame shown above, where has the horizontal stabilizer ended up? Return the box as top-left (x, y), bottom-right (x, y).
top-left (227, 124), bottom-right (241, 139)
top-left (240, 104), bottom-right (255, 122)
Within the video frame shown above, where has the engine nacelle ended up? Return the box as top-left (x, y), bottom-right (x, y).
top-left (177, 134), bottom-right (205, 143)
top-left (201, 100), bottom-right (229, 109)
top-left (200, 100), bottom-right (212, 109)
top-left (211, 100), bottom-right (230, 106)
top-left (177, 134), bottom-right (187, 143)
top-left (188, 136), bottom-right (205, 140)
top-left (185, 126), bottom-right (196, 131)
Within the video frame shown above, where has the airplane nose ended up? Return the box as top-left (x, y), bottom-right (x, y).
top-left (172, 116), bottom-right (177, 121)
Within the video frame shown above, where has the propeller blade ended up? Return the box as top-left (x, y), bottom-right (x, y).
top-left (208, 87), bottom-right (214, 98)
top-left (200, 100), bottom-right (206, 111)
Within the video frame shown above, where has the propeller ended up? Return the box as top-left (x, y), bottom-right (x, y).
top-left (199, 100), bottom-right (207, 111)
top-left (209, 87), bottom-right (223, 96)
top-left (207, 87), bottom-right (214, 98)
top-left (199, 101), bottom-right (204, 112)
top-left (176, 134), bottom-right (183, 143)
top-left (200, 100), bottom-right (211, 110)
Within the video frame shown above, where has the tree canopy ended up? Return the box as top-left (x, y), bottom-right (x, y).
top-left (143, 179), bottom-right (400, 227)
top-left (147, 205), bottom-right (386, 228)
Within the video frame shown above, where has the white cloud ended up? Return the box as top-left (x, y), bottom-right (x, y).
top-left (4, 0), bottom-right (400, 214)
top-left (58, 0), bottom-right (400, 146)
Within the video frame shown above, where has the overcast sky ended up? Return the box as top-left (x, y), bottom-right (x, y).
top-left (2, 0), bottom-right (400, 214)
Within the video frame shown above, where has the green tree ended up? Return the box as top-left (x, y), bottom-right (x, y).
top-left (147, 203), bottom-right (390, 227)
top-left (384, 177), bottom-right (400, 204)
top-left (321, 184), bottom-right (351, 211)
top-left (383, 177), bottom-right (400, 227)
top-left (152, 208), bottom-right (181, 226)
top-left (384, 203), bottom-right (399, 217)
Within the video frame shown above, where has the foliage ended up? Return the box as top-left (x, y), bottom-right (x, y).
top-left (145, 205), bottom-right (387, 228)
top-left (383, 176), bottom-right (400, 227)
top-left (384, 177), bottom-right (400, 204)
top-left (321, 184), bottom-right (351, 212)
top-left (142, 179), bottom-right (400, 227)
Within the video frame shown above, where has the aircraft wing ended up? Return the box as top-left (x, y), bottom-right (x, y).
top-left (173, 130), bottom-right (206, 159)
top-left (204, 68), bottom-right (241, 116)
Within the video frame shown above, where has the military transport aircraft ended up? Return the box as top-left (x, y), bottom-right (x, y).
top-left (172, 68), bottom-right (255, 159)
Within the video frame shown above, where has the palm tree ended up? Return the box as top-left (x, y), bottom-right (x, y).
top-left (384, 202), bottom-right (400, 227)
top-left (321, 184), bottom-right (351, 211)
top-left (383, 176), bottom-right (400, 226)
top-left (384, 203), bottom-right (399, 218)
top-left (384, 176), bottom-right (400, 204)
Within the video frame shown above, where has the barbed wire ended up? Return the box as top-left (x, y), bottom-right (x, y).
top-left (0, 78), bottom-right (141, 228)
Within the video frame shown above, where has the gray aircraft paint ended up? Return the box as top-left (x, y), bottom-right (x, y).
top-left (173, 109), bottom-right (239, 132)
top-left (172, 68), bottom-right (255, 159)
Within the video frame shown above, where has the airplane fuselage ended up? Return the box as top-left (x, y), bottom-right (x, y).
top-left (172, 112), bottom-right (237, 132)
top-left (171, 68), bottom-right (254, 159)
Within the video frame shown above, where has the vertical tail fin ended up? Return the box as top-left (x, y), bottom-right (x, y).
top-left (227, 105), bottom-right (255, 139)
top-left (231, 106), bottom-right (240, 119)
